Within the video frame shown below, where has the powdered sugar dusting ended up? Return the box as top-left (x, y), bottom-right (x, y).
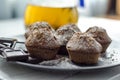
top-left (55, 24), bottom-right (81, 46)
top-left (86, 26), bottom-right (112, 43)
top-left (25, 22), bottom-right (60, 48)
top-left (39, 57), bottom-right (78, 69)
top-left (67, 33), bottom-right (102, 53)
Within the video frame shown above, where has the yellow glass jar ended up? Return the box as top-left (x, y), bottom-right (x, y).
top-left (24, 0), bottom-right (78, 29)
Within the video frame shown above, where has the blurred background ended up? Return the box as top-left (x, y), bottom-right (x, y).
top-left (0, 0), bottom-right (119, 20)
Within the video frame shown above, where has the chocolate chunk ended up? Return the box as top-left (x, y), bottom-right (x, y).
top-left (0, 44), bottom-right (7, 48)
top-left (2, 49), bottom-right (29, 61)
top-left (0, 44), bottom-right (11, 56)
top-left (13, 42), bottom-right (28, 53)
top-left (0, 37), bottom-right (17, 48)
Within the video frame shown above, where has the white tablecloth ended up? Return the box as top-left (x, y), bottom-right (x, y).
top-left (0, 17), bottom-right (120, 80)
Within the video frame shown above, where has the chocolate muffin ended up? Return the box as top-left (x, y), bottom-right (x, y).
top-left (86, 26), bottom-right (112, 53)
top-left (67, 33), bottom-right (102, 64)
top-left (25, 23), bottom-right (60, 60)
top-left (25, 22), bottom-right (55, 39)
top-left (55, 23), bottom-right (81, 55)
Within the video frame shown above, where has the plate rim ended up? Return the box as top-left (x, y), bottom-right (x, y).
top-left (13, 59), bottom-right (120, 71)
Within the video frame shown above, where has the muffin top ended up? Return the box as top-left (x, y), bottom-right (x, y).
top-left (25, 22), bottom-right (55, 39)
top-left (86, 26), bottom-right (112, 44)
top-left (25, 22), bottom-right (60, 49)
top-left (55, 23), bottom-right (81, 46)
top-left (67, 32), bottom-right (102, 53)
